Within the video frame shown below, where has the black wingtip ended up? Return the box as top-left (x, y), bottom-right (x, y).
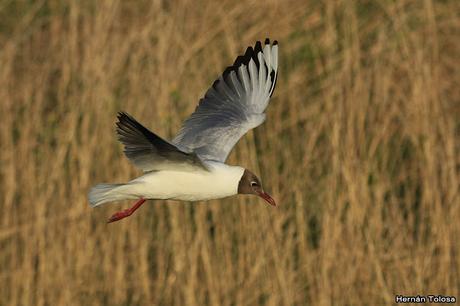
top-left (269, 70), bottom-right (277, 98)
top-left (211, 78), bottom-right (221, 90)
top-left (116, 112), bottom-right (136, 137)
top-left (117, 111), bottom-right (131, 121)
top-left (117, 112), bottom-right (137, 131)
top-left (254, 41), bottom-right (263, 53)
top-left (222, 39), bottom-right (278, 82)
top-left (244, 46), bottom-right (254, 59)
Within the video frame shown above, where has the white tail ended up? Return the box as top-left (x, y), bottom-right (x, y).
top-left (88, 183), bottom-right (133, 207)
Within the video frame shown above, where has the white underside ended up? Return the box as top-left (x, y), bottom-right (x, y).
top-left (118, 161), bottom-right (244, 202)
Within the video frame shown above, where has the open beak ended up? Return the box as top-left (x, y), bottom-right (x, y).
top-left (257, 191), bottom-right (276, 207)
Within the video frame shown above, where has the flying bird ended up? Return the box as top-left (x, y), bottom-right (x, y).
top-left (89, 39), bottom-right (279, 223)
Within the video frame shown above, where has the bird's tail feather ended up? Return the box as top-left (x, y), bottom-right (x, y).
top-left (88, 183), bottom-right (132, 207)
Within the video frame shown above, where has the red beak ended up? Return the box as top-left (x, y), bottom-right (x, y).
top-left (257, 191), bottom-right (276, 207)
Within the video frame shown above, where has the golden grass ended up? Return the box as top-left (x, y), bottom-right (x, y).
top-left (0, 0), bottom-right (459, 305)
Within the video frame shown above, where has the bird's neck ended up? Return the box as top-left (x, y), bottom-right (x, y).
top-left (204, 161), bottom-right (245, 195)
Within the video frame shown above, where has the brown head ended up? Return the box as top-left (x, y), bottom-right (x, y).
top-left (237, 169), bottom-right (276, 206)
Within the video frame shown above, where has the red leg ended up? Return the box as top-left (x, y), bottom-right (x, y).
top-left (107, 198), bottom-right (146, 223)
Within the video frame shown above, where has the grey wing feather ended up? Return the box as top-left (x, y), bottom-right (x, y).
top-left (116, 112), bottom-right (207, 172)
top-left (173, 39), bottom-right (279, 162)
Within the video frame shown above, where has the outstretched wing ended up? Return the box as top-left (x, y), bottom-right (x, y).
top-left (116, 112), bottom-right (207, 172)
top-left (173, 39), bottom-right (278, 162)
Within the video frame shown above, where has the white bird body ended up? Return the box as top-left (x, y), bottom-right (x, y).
top-left (106, 162), bottom-right (244, 203)
top-left (88, 39), bottom-right (279, 222)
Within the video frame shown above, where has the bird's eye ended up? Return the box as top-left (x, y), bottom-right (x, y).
top-left (251, 181), bottom-right (258, 187)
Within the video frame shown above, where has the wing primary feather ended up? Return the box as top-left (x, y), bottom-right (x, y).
top-left (238, 64), bottom-right (251, 94)
top-left (263, 43), bottom-right (272, 71)
top-left (272, 44), bottom-right (279, 71)
top-left (269, 43), bottom-right (278, 97)
top-left (248, 58), bottom-right (259, 103)
top-left (258, 52), bottom-right (267, 93)
top-left (228, 70), bottom-right (244, 98)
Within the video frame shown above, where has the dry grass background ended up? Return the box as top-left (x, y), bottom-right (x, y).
top-left (0, 0), bottom-right (459, 305)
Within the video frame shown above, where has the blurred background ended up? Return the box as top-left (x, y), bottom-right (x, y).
top-left (0, 0), bottom-right (459, 305)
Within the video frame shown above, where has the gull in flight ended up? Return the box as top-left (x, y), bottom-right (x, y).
top-left (89, 39), bottom-right (279, 222)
